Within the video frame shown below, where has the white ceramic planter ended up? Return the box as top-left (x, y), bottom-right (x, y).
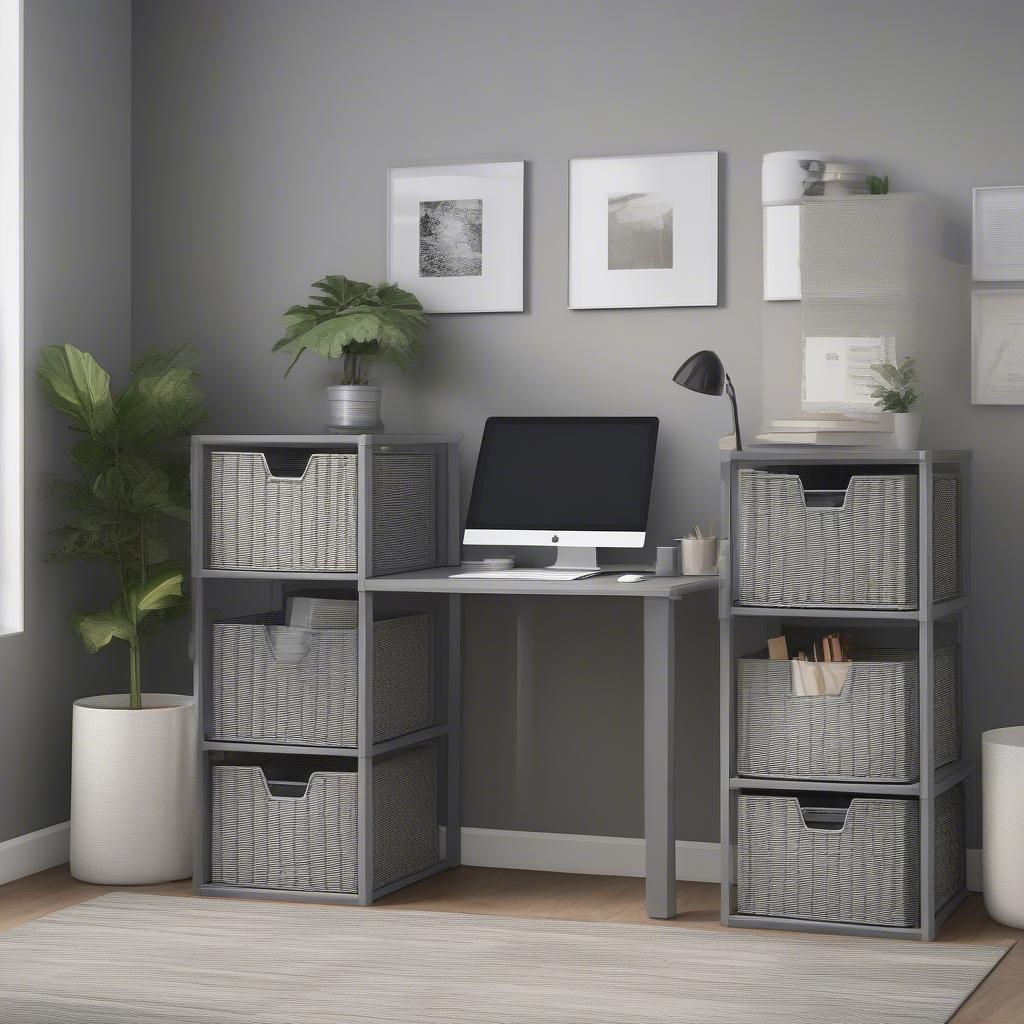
top-left (893, 411), bottom-right (921, 451)
top-left (983, 726), bottom-right (1024, 928)
top-left (326, 384), bottom-right (383, 431)
top-left (70, 693), bottom-right (195, 885)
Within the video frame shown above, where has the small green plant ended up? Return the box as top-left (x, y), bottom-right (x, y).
top-left (870, 356), bottom-right (918, 413)
top-left (273, 275), bottom-right (427, 385)
top-left (38, 344), bottom-right (205, 709)
top-left (867, 174), bottom-right (890, 195)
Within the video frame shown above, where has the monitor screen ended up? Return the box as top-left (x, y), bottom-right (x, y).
top-left (464, 417), bottom-right (659, 536)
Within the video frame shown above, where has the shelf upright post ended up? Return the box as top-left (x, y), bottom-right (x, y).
top-left (719, 454), bottom-right (736, 925)
top-left (918, 458), bottom-right (936, 940)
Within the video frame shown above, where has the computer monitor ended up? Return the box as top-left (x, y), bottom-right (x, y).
top-left (463, 416), bottom-right (659, 571)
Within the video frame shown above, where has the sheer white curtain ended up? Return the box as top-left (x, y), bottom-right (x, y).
top-left (0, 0), bottom-right (22, 635)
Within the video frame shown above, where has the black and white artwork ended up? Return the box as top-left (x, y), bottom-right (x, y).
top-left (419, 199), bottom-right (483, 278)
top-left (569, 152), bottom-right (718, 309)
top-left (388, 162), bottom-right (524, 313)
top-left (607, 192), bottom-right (673, 270)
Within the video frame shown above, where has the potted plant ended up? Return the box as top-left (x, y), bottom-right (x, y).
top-left (870, 356), bottom-right (920, 450)
top-left (272, 275), bottom-right (427, 430)
top-left (38, 343), bottom-right (205, 884)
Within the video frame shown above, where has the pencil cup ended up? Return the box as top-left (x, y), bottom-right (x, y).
top-left (679, 537), bottom-right (718, 576)
top-left (655, 546), bottom-right (680, 577)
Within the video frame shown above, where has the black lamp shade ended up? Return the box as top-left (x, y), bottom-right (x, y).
top-left (673, 350), bottom-right (725, 396)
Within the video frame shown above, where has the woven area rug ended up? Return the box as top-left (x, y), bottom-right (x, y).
top-left (0, 893), bottom-right (1009, 1023)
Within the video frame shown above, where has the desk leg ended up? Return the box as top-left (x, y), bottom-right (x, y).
top-left (644, 596), bottom-right (676, 919)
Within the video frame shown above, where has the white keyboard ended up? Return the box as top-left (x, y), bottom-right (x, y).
top-left (450, 569), bottom-right (601, 581)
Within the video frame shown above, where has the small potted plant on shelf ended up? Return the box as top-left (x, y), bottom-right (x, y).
top-left (272, 274), bottom-right (427, 431)
top-left (870, 356), bottom-right (920, 450)
top-left (38, 343), bottom-right (205, 884)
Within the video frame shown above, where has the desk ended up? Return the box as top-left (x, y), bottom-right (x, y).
top-left (363, 568), bottom-right (718, 919)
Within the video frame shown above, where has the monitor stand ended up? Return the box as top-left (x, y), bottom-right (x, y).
top-left (546, 546), bottom-right (601, 574)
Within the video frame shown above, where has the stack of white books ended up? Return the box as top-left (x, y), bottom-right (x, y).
top-left (755, 417), bottom-right (892, 447)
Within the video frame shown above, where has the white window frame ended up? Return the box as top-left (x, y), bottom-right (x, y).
top-left (0, 0), bottom-right (22, 636)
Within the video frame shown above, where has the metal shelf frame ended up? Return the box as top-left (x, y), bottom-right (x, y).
top-left (191, 433), bottom-right (462, 907)
top-left (720, 448), bottom-right (972, 942)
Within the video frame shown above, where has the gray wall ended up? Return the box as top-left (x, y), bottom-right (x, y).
top-left (0, 0), bottom-right (132, 843)
top-left (131, 0), bottom-right (1024, 847)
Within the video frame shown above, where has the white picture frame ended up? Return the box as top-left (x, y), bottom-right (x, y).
top-left (971, 288), bottom-right (1024, 405)
top-left (387, 161), bottom-right (524, 313)
top-left (568, 151), bottom-right (718, 309)
top-left (972, 186), bottom-right (1024, 281)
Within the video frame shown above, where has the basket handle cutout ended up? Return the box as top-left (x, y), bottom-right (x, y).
top-left (263, 625), bottom-right (314, 666)
top-left (798, 804), bottom-right (851, 831)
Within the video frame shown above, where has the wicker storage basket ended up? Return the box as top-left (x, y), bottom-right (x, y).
top-left (736, 470), bottom-right (960, 609)
top-left (210, 744), bottom-right (439, 894)
top-left (209, 450), bottom-right (437, 573)
top-left (211, 608), bottom-right (432, 747)
top-left (736, 645), bottom-right (960, 782)
top-left (737, 785), bottom-right (964, 928)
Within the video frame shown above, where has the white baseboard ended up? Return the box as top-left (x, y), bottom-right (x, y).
top-left (461, 828), bottom-right (719, 883)
top-left (0, 822), bottom-right (985, 896)
top-left (461, 828), bottom-right (983, 893)
top-left (0, 821), bottom-right (70, 886)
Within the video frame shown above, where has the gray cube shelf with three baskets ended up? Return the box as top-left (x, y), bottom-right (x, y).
top-left (191, 433), bottom-right (462, 906)
top-left (720, 449), bottom-right (971, 941)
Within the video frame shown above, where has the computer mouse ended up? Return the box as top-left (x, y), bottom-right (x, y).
top-left (617, 573), bottom-right (647, 583)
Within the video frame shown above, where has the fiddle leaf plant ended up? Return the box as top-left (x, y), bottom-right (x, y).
top-left (38, 343), bottom-right (205, 709)
top-left (272, 275), bottom-right (427, 385)
top-left (869, 356), bottom-right (918, 413)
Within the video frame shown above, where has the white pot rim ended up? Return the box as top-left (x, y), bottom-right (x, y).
top-left (74, 693), bottom-right (195, 713)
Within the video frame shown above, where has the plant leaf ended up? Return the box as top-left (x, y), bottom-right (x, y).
top-left (73, 603), bottom-right (133, 654)
top-left (130, 567), bottom-right (185, 615)
top-left (37, 344), bottom-right (114, 436)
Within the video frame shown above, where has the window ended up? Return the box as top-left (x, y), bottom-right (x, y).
top-left (0, 0), bottom-right (21, 635)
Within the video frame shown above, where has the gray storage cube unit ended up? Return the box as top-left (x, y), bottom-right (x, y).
top-left (736, 469), bottom-right (960, 609)
top-left (736, 645), bottom-right (960, 783)
top-left (211, 608), bottom-right (432, 748)
top-left (193, 433), bottom-right (462, 909)
top-left (208, 448), bottom-right (438, 574)
top-left (736, 785), bottom-right (964, 929)
top-left (210, 744), bottom-right (439, 895)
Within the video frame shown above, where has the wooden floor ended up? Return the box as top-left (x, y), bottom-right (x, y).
top-left (0, 865), bottom-right (1020, 1022)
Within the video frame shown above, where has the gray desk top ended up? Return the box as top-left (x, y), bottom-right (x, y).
top-left (363, 568), bottom-right (719, 599)
top-left (726, 448), bottom-right (971, 463)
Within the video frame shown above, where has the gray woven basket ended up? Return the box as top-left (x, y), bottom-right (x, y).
top-left (737, 785), bottom-right (964, 928)
top-left (736, 645), bottom-right (960, 782)
top-left (211, 607), bottom-right (432, 747)
top-left (210, 744), bottom-right (439, 894)
top-left (209, 450), bottom-right (438, 573)
top-left (210, 452), bottom-right (358, 571)
top-left (737, 470), bottom-right (960, 609)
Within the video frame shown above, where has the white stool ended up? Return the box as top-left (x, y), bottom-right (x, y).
top-left (983, 726), bottom-right (1024, 928)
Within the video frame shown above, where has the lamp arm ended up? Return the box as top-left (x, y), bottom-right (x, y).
top-left (725, 375), bottom-right (743, 451)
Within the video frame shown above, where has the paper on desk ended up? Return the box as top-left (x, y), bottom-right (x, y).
top-left (802, 336), bottom-right (893, 414)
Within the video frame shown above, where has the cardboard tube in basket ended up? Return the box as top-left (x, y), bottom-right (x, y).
top-left (791, 660), bottom-right (852, 697)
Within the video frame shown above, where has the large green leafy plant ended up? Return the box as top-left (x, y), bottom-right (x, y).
top-left (38, 344), bottom-right (205, 709)
top-left (272, 275), bottom-right (427, 384)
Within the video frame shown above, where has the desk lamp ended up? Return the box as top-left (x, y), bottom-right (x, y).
top-left (673, 350), bottom-right (742, 451)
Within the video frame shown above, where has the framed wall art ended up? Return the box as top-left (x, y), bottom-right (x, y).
top-left (973, 186), bottom-right (1024, 282)
top-left (568, 151), bottom-right (718, 309)
top-left (972, 288), bottom-right (1024, 404)
top-left (387, 161), bottom-right (524, 313)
